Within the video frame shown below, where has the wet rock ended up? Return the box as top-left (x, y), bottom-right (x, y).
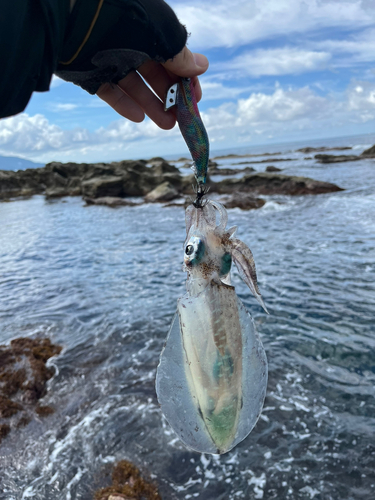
top-left (81, 176), bottom-right (125, 198)
top-left (84, 197), bottom-right (139, 207)
top-left (314, 154), bottom-right (361, 163)
top-left (148, 156), bottom-right (166, 163)
top-left (213, 173), bottom-right (344, 196)
top-left (0, 159), bottom-right (177, 201)
top-left (0, 337), bottom-right (62, 444)
top-left (45, 187), bottom-right (72, 198)
top-left (214, 152), bottom-right (282, 160)
top-left (210, 166), bottom-right (256, 176)
top-left (220, 192), bottom-right (266, 210)
top-left (297, 146), bottom-right (352, 153)
top-left (0, 168), bottom-right (45, 199)
top-left (149, 161), bottom-right (180, 177)
top-left (265, 166), bottom-right (282, 172)
top-left (360, 145), bottom-right (375, 156)
top-left (228, 157), bottom-right (296, 165)
top-left (208, 159), bottom-right (218, 169)
top-left (145, 182), bottom-right (179, 202)
top-left (94, 460), bottom-right (161, 500)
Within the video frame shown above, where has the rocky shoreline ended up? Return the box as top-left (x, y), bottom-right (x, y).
top-left (0, 156), bottom-right (344, 210)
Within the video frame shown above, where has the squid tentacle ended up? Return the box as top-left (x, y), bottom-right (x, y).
top-left (229, 238), bottom-right (268, 314)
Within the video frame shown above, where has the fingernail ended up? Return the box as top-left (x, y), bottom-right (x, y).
top-left (193, 53), bottom-right (209, 69)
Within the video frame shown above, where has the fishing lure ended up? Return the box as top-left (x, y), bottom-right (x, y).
top-left (156, 79), bottom-right (268, 454)
top-left (164, 78), bottom-right (208, 203)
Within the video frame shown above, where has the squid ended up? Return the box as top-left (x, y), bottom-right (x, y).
top-left (156, 200), bottom-right (268, 454)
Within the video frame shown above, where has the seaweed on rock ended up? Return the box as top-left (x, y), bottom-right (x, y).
top-left (94, 460), bottom-right (162, 500)
top-left (0, 337), bottom-right (62, 444)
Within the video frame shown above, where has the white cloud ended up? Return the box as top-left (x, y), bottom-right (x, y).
top-left (314, 28), bottom-right (375, 66)
top-left (171, 0), bottom-right (373, 50)
top-left (201, 81), bottom-right (375, 143)
top-left (48, 103), bottom-right (79, 112)
top-left (346, 81), bottom-right (375, 121)
top-left (236, 87), bottom-right (328, 123)
top-left (0, 112), bottom-right (180, 162)
top-left (200, 80), bottom-right (256, 100)
top-left (1, 81), bottom-right (375, 162)
top-left (218, 47), bottom-right (331, 77)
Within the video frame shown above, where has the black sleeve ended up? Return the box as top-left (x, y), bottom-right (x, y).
top-left (0, 0), bottom-right (69, 119)
top-left (0, 0), bottom-right (187, 119)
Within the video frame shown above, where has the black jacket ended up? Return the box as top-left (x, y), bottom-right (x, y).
top-left (0, 0), bottom-right (187, 118)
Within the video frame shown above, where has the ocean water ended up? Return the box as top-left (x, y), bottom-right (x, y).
top-left (0, 135), bottom-right (374, 500)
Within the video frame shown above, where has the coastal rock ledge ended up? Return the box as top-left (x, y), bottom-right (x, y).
top-left (0, 159), bottom-right (343, 202)
top-left (212, 173), bottom-right (343, 196)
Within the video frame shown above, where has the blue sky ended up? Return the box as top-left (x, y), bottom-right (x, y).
top-left (1, 0), bottom-right (375, 163)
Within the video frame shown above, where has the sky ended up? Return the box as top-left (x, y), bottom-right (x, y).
top-left (1, 0), bottom-right (375, 163)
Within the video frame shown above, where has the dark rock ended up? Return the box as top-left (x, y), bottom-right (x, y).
top-left (214, 152), bottom-right (282, 160)
top-left (210, 166), bottom-right (255, 176)
top-left (297, 146), bottom-right (352, 153)
top-left (314, 154), bottom-right (361, 163)
top-left (81, 176), bottom-right (125, 198)
top-left (121, 170), bottom-right (158, 197)
top-left (265, 166), bottom-right (282, 172)
top-left (232, 158), bottom-right (296, 165)
top-left (148, 156), bottom-right (166, 163)
top-left (208, 159), bottom-right (218, 168)
top-left (84, 197), bottom-right (138, 207)
top-left (149, 160), bottom-right (180, 177)
top-left (220, 192), bottom-right (266, 210)
top-left (181, 161), bottom-right (193, 169)
top-left (0, 168), bottom-right (45, 199)
top-left (45, 187), bottom-right (71, 198)
top-left (112, 160), bottom-right (149, 177)
top-left (145, 182), bottom-right (179, 202)
top-left (0, 159), bottom-right (182, 201)
top-left (252, 157), bottom-right (296, 164)
top-left (213, 173), bottom-right (344, 196)
top-left (360, 145), bottom-right (375, 156)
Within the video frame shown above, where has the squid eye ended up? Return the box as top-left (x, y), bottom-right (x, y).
top-left (185, 245), bottom-right (194, 255)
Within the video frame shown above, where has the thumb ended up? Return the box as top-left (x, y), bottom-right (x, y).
top-left (162, 46), bottom-right (209, 77)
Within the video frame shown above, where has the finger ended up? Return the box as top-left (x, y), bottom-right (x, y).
top-left (96, 82), bottom-right (145, 122)
top-left (162, 47), bottom-right (209, 78)
top-left (117, 71), bottom-right (176, 130)
top-left (191, 76), bottom-right (203, 102)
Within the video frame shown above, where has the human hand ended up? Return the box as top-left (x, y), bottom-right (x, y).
top-left (96, 46), bottom-right (209, 130)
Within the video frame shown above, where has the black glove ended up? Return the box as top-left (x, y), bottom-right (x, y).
top-left (56, 0), bottom-right (188, 94)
